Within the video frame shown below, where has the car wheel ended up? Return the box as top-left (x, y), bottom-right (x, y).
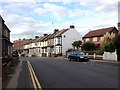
top-left (68, 58), bottom-right (71, 61)
top-left (78, 58), bottom-right (81, 62)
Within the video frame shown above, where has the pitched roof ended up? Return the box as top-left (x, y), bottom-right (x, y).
top-left (55, 28), bottom-right (69, 37)
top-left (38, 35), bottom-right (48, 42)
top-left (83, 27), bottom-right (117, 38)
top-left (44, 34), bottom-right (52, 41)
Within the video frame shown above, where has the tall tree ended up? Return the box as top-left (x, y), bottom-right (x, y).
top-left (113, 34), bottom-right (120, 61)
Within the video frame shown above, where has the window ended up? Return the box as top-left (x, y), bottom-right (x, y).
top-left (58, 37), bottom-right (61, 44)
top-left (45, 48), bottom-right (47, 52)
top-left (100, 37), bottom-right (104, 41)
top-left (86, 38), bottom-right (89, 42)
top-left (93, 37), bottom-right (97, 42)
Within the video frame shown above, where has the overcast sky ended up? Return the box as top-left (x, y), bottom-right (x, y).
top-left (0, 0), bottom-right (119, 42)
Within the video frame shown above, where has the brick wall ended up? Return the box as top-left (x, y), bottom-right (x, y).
top-left (13, 39), bottom-right (32, 50)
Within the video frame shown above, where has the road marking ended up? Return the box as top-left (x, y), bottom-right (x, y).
top-left (27, 61), bottom-right (37, 89)
top-left (27, 61), bottom-right (42, 90)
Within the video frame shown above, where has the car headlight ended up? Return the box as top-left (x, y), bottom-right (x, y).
top-left (80, 56), bottom-right (84, 58)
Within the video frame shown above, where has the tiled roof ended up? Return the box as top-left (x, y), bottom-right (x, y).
top-left (38, 35), bottom-right (48, 42)
top-left (83, 27), bottom-right (117, 38)
top-left (44, 34), bottom-right (52, 41)
top-left (55, 28), bottom-right (69, 37)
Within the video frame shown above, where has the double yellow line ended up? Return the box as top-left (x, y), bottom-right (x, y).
top-left (27, 61), bottom-right (42, 90)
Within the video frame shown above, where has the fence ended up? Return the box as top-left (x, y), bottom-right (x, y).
top-left (87, 54), bottom-right (103, 60)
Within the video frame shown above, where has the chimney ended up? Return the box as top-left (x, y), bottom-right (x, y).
top-left (44, 34), bottom-right (48, 36)
top-left (70, 25), bottom-right (75, 29)
top-left (35, 36), bottom-right (39, 39)
top-left (54, 29), bottom-right (59, 33)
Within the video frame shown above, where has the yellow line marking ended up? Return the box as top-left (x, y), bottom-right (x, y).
top-left (28, 61), bottom-right (42, 90)
top-left (27, 61), bottom-right (37, 89)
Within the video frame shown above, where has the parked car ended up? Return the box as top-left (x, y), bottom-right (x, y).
top-left (68, 51), bottom-right (89, 62)
top-left (12, 50), bottom-right (19, 59)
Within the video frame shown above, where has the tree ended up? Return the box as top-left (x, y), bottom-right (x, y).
top-left (72, 40), bottom-right (82, 49)
top-left (113, 34), bottom-right (120, 49)
top-left (113, 34), bottom-right (120, 60)
top-left (82, 41), bottom-right (96, 51)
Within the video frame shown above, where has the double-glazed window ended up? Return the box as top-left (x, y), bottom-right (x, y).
top-left (93, 37), bottom-right (97, 42)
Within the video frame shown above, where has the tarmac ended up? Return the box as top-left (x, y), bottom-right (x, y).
top-left (2, 57), bottom-right (119, 89)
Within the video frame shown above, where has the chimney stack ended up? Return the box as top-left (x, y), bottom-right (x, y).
top-left (44, 34), bottom-right (48, 36)
top-left (54, 29), bottom-right (59, 33)
top-left (35, 36), bottom-right (39, 39)
top-left (70, 25), bottom-right (75, 29)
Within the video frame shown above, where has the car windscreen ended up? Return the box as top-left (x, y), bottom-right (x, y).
top-left (79, 52), bottom-right (85, 55)
top-left (69, 51), bottom-right (85, 55)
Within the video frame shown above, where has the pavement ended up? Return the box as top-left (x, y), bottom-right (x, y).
top-left (90, 59), bottom-right (119, 64)
top-left (2, 61), bottom-right (23, 89)
top-left (2, 59), bottom-right (33, 89)
top-left (2, 57), bottom-right (119, 89)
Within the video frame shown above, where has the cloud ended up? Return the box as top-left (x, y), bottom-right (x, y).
top-left (68, 9), bottom-right (89, 18)
top-left (1, 1), bottom-right (118, 42)
top-left (34, 3), bottom-right (69, 20)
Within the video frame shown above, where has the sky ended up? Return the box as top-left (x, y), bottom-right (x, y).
top-left (0, 0), bottom-right (119, 42)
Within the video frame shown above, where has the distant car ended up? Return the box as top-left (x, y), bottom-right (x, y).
top-left (68, 51), bottom-right (89, 62)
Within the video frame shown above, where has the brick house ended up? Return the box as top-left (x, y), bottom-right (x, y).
top-left (0, 15), bottom-right (13, 79)
top-left (82, 27), bottom-right (118, 47)
top-left (13, 38), bottom-right (33, 55)
top-left (118, 22), bottom-right (120, 34)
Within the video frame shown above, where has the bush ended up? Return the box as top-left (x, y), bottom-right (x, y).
top-left (82, 41), bottom-right (96, 51)
top-left (96, 48), bottom-right (104, 55)
top-left (104, 42), bottom-right (115, 52)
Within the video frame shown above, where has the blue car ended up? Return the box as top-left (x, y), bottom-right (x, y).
top-left (68, 51), bottom-right (89, 62)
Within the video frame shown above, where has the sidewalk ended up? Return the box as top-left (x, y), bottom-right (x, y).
top-left (3, 60), bottom-right (22, 89)
top-left (56, 56), bottom-right (119, 64)
top-left (3, 60), bottom-right (33, 89)
top-left (90, 59), bottom-right (119, 64)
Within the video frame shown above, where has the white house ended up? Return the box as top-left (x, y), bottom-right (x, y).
top-left (54, 25), bottom-right (82, 56)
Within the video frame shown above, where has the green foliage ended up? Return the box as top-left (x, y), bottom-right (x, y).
top-left (72, 40), bottom-right (82, 49)
top-left (113, 34), bottom-right (120, 49)
top-left (96, 48), bottom-right (104, 55)
top-left (104, 42), bottom-right (115, 52)
top-left (82, 41), bottom-right (96, 51)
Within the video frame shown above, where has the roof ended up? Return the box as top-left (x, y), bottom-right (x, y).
top-left (44, 34), bottom-right (52, 41)
top-left (83, 27), bottom-right (118, 38)
top-left (38, 34), bottom-right (49, 42)
top-left (55, 28), bottom-right (69, 37)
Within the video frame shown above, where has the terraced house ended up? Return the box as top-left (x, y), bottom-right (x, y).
top-left (23, 25), bottom-right (82, 57)
top-left (0, 15), bottom-right (13, 79)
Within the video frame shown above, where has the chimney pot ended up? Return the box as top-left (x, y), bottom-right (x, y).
top-left (35, 36), bottom-right (39, 39)
top-left (54, 29), bottom-right (59, 33)
top-left (70, 25), bottom-right (75, 28)
top-left (44, 34), bottom-right (48, 36)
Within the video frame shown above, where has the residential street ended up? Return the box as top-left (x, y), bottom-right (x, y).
top-left (26, 57), bottom-right (118, 88)
top-left (3, 57), bottom-right (119, 89)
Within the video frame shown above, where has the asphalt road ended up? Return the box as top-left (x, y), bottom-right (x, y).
top-left (26, 57), bottom-right (119, 88)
